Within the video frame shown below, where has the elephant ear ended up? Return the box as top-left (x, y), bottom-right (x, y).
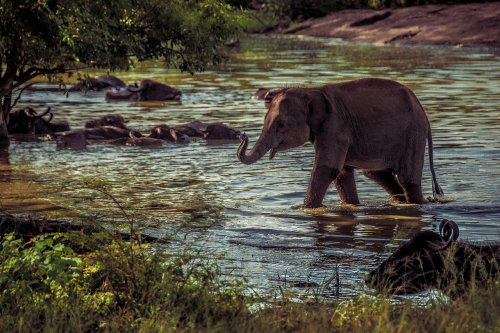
top-left (306, 89), bottom-right (334, 134)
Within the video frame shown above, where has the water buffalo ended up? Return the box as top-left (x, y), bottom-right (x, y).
top-left (105, 136), bottom-right (166, 147)
top-left (105, 79), bottom-right (182, 101)
top-left (169, 121), bottom-right (240, 140)
top-left (366, 220), bottom-right (499, 295)
top-left (71, 75), bottom-right (126, 91)
top-left (149, 125), bottom-right (191, 144)
top-left (53, 126), bottom-right (145, 149)
top-left (8, 107), bottom-right (70, 135)
top-left (85, 114), bottom-right (129, 129)
top-left (27, 75), bottom-right (126, 92)
top-left (55, 131), bottom-right (88, 150)
top-left (203, 123), bottom-right (240, 140)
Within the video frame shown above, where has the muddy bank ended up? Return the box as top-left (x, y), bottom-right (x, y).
top-left (279, 2), bottom-right (500, 48)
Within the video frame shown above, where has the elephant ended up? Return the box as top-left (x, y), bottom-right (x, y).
top-left (365, 220), bottom-right (499, 295)
top-left (105, 79), bottom-right (182, 101)
top-left (149, 124), bottom-right (191, 144)
top-left (237, 78), bottom-right (444, 208)
top-left (85, 114), bottom-right (129, 129)
top-left (8, 107), bottom-right (70, 135)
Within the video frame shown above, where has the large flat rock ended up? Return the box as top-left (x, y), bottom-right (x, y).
top-left (284, 3), bottom-right (500, 48)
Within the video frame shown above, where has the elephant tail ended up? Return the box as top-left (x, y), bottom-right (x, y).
top-left (427, 127), bottom-right (444, 199)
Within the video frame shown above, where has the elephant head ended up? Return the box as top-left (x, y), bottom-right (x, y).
top-left (238, 88), bottom-right (333, 164)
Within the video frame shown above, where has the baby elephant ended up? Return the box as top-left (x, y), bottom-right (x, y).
top-left (238, 78), bottom-right (444, 207)
top-left (366, 220), bottom-right (499, 295)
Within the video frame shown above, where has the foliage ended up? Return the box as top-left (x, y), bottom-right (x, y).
top-left (0, 0), bottom-right (244, 145)
top-left (0, 232), bottom-right (248, 332)
top-left (0, 229), bottom-right (499, 332)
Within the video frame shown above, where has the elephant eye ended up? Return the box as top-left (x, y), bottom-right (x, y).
top-left (277, 120), bottom-right (285, 129)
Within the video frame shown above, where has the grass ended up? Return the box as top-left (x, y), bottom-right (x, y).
top-left (0, 228), bottom-right (498, 333)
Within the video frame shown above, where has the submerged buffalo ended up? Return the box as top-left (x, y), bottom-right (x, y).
top-left (72, 75), bottom-right (126, 91)
top-left (105, 135), bottom-right (166, 147)
top-left (8, 107), bottom-right (70, 135)
top-left (366, 220), bottom-right (499, 295)
top-left (204, 123), bottom-right (240, 140)
top-left (105, 79), bottom-right (181, 101)
top-left (27, 75), bottom-right (126, 92)
top-left (51, 126), bottom-right (137, 149)
top-left (169, 121), bottom-right (240, 140)
top-left (149, 125), bottom-right (191, 144)
top-left (85, 114), bottom-right (129, 129)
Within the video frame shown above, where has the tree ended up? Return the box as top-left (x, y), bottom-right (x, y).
top-left (0, 0), bottom-right (242, 146)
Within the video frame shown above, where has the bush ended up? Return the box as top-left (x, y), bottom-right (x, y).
top-left (0, 232), bottom-right (248, 332)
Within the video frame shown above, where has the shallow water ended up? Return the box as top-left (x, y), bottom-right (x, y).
top-left (1, 35), bottom-right (499, 298)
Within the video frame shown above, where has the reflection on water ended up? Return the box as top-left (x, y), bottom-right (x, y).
top-left (1, 35), bottom-right (499, 297)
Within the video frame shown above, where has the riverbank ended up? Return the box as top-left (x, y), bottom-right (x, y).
top-left (1, 228), bottom-right (499, 332)
top-left (278, 2), bottom-right (500, 48)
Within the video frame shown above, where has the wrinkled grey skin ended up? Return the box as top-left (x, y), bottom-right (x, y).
top-left (238, 78), bottom-right (443, 208)
top-left (105, 79), bottom-right (181, 101)
top-left (85, 114), bottom-right (128, 129)
top-left (366, 220), bottom-right (499, 295)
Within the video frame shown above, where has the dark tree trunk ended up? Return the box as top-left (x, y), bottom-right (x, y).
top-left (0, 90), bottom-right (12, 147)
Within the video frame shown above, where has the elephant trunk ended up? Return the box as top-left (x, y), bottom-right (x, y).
top-left (237, 133), bottom-right (271, 165)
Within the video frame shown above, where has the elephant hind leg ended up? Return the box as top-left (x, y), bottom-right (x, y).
top-left (335, 166), bottom-right (360, 205)
top-left (362, 169), bottom-right (406, 202)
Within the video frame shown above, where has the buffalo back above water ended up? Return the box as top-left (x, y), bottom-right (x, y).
top-left (366, 223), bottom-right (499, 295)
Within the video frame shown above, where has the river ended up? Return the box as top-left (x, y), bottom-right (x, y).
top-left (1, 35), bottom-right (499, 298)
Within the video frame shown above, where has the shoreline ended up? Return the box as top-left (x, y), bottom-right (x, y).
top-left (274, 2), bottom-right (500, 49)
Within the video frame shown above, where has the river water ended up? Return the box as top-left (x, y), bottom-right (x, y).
top-left (1, 35), bottom-right (499, 298)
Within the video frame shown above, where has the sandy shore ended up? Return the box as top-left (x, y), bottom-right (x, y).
top-left (279, 2), bottom-right (500, 48)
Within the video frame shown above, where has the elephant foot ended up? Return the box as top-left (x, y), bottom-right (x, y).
top-left (390, 194), bottom-right (407, 203)
top-left (401, 182), bottom-right (426, 204)
top-left (302, 201), bottom-right (327, 209)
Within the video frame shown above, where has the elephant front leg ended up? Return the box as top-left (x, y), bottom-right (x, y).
top-left (335, 166), bottom-right (360, 205)
top-left (304, 165), bottom-right (340, 208)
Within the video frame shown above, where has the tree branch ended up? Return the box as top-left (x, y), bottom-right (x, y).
top-left (11, 83), bottom-right (35, 109)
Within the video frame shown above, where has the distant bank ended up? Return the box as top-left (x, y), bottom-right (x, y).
top-left (274, 2), bottom-right (500, 48)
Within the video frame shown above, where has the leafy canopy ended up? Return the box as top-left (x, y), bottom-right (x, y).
top-left (0, 0), bottom-right (242, 89)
